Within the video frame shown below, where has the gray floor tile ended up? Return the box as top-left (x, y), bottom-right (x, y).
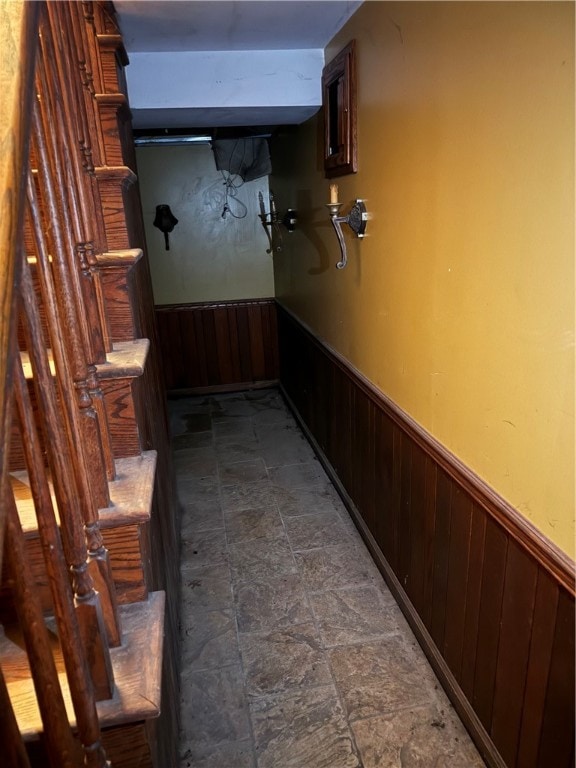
top-left (177, 476), bottom-right (221, 511)
top-left (180, 563), bottom-right (234, 612)
top-left (257, 423), bottom-right (309, 449)
top-left (183, 413), bottom-right (213, 433)
top-left (295, 542), bottom-right (383, 592)
top-left (180, 739), bottom-right (256, 768)
top-left (239, 623), bottom-right (332, 695)
top-left (219, 458), bottom-right (269, 486)
top-left (274, 483), bottom-right (343, 517)
top-left (249, 685), bottom-right (361, 768)
top-left (221, 479), bottom-right (277, 513)
top-left (181, 530), bottom-right (229, 568)
top-left (181, 503), bottom-right (224, 535)
top-left (180, 665), bottom-right (251, 744)
top-left (215, 441), bottom-right (261, 464)
top-left (234, 574), bottom-right (314, 633)
top-left (329, 636), bottom-right (436, 721)
top-left (252, 406), bottom-right (294, 428)
top-left (259, 438), bottom-right (318, 469)
top-left (308, 586), bottom-right (409, 647)
top-left (351, 703), bottom-right (486, 767)
top-left (256, 422), bottom-right (307, 440)
top-left (283, 511), bottom-right (352, 551)
top-left (174, 448), bottom-right (218, 479)
top-left (175, 391), bottom-right (486, 768)
top-left (224, 506), bottom-right (284, 544)
top-left (174, 431), bottom-right (213, 450)
top-left (211, 396), bottom-right (260, 419)
top-left (214, 417), bottom-right (256, 444)
top-left (269, 460), bottom-right (328, 491)
top-left (229, 534), bottom-right (297, 583)
top-left (181, 608), bottom-right (240, 671)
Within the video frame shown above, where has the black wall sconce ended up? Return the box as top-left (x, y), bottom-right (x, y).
top-left (326, 184), bottom-right (368, 269)
top-left (153, 204), bottom-right (178, 250)
top-left (258, 191), bottom-right (297, 253)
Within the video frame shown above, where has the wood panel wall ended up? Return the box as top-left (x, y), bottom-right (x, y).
top-left (277, 303), bottom-right (575, 768)
top-left (155, 299), bottom-right (279, 393)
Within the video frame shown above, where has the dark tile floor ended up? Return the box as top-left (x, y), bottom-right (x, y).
top-left (170, 389), bottom-right (486, 768)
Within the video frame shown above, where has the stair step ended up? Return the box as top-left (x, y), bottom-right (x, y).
top-left (99, 450), bottom-right (157, 528)
top-left (96, 33), bottom-right (129, 94)
top-left (1, 591), bottom-right (165, 739)
top-left (95, 166), bottom-right (137, 251)
top-left (97, 339), bottom-right (149, 380)
top-left (95, 93), bottom-right (134, 169)
top-left (97, 339), bottom-right (150, 458)
top-left (96, 249), bottom-right (143, 343)
top-left (6, 452), bottom-right (157, 608)
top-left (10, 339), bottom-right (149, 468)
top-left (13, 451), bottom-right (156, 535)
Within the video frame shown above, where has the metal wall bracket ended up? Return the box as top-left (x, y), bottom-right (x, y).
top-left (326, 199), bottom-right (368, 269)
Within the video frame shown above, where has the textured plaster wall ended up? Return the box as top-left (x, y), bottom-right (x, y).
top-left (137, 144), bottom-right (275, 304)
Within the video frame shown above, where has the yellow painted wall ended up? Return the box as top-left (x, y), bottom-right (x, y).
top-left (137, 145), bottom-right (274, 304)
top-left (271, 1), bottom-right (575, 556)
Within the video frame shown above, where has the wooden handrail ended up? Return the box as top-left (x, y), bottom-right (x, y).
top-left (0, 0), bottom-right (39, 577)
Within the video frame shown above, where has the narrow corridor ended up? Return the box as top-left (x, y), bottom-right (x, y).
top-left (170, 389), bottom-right (485, 768)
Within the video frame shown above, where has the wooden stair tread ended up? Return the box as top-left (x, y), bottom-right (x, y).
top-left (100, 451), bottom-right (157, 527)
top-left (12, 450), bottom-right (157, 535)
top-left (96, 33), bottom-right (129, 66)
top-left (96, 339), bottom-right (150, 380)
top-left (95, 165), bottom-right (136, 186)
top-left (1, 591), bottom-right (165, 738)
top-left (19, 339), bottom-right (148, 380)
top-left (95, 92), bottom-right (127, 107)
top-left (96, 248), bottom-right (142, 268)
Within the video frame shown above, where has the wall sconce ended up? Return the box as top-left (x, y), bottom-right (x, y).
top-left (153, 204), bottom-right (178, 251)
top-left (258, 191), bottom-right (297, 253)
top-left (326, 184), bottom-right (367, 269)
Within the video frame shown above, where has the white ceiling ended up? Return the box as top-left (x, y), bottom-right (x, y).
top-left (115, 1), bottom-right (362, 53)
top-left (114, 0), bottom-right (362, 129)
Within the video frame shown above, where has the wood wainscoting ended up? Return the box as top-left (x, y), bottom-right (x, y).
top-left (277, 303), bottom-right (575, 768)
top-left (155, 299), bottom-right (279, 394)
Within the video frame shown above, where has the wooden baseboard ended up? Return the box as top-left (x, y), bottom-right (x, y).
top-left (166, 379), bottom-right (279, 397)
top-left (277, 302), bottom-right (575, 768)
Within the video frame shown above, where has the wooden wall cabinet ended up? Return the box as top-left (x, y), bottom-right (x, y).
top-left (322, 40), bottom-right (358, 178)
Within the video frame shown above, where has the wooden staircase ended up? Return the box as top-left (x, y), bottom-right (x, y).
top-left (0, 2), bottom-right (180, 766)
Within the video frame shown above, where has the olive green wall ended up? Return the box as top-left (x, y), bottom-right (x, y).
top-left (271, 1), bottom-right (575, 556)
top-left (137, 145), bottom-right (274, 304)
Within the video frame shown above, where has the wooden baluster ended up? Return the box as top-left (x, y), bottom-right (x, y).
top-left (61, 1), bottom-right (114, 354)
top-left (42, 3), bottom-right (107, 358)
top-left (33, 54), bottom-right (112, 506)
top-left (0, 664), bottom-right (32, 768)
top-left (14, 343), bottom-right (112, 766)
top-left (20, 255), bottom-right (118, 689)
top-left (25, 169), bottom-right (121, 651)
top-left (3, 487), bottom-right (79, 768)
top-left (67, 1), bottom-right (105, 168)
top-left (0, 0), bottom-right (39, 577)
top-left (48, 3), bottom-right (112, 344)
top-left (93, 0), bottom-right (121, 36)
top-left (37, 5), bottom-right (116, 483)
top-left (81, 2), bottom-right (105, 95)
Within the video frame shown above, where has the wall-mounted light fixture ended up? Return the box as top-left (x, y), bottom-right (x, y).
top-left (258, 191), bottom-right (297, 253)
top-left (326, 184), bottom-right (367, 269)
top-left (153, 204), bottom-right (179, 250)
